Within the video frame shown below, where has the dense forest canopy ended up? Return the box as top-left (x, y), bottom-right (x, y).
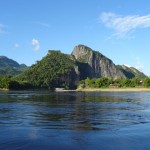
top-left (13, 50), bottom-right (78, 89)
top-left (78, 77), bottom-right (150, 89)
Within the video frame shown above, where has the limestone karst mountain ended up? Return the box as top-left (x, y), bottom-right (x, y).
top-left (14, 44), bottom-right (147, 89)
top-left (71, 45), bottom-right (126, 80)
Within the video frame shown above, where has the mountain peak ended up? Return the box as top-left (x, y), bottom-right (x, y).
top-left (71, 44), bottom-right (125, 79)
top-left (74, 44), bottom-right (93, 50)
top-left (71, 44), bottom-right (95, 61)
top-left (0, 56), bottom-right (20, 67)
top-left (0, 56), bottom-right (28, 75)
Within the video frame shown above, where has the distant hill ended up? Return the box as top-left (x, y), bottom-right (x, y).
top-left (14, 44), bottom-right (147, 89)
top-left (0, 56), bottom-right (28, 75)
top-left (117, 65), bottom-right (147, 78)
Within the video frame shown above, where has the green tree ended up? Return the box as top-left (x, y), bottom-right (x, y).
top-left (120, 78), bottom-right (131, 87)
top-left (95, 77), bottom-right (109, 88)
top-left (130, 77), bottom-right (141, 87)
top-left (144, 78), bottom-right (150, 87)
top-left (0, 76), bottom-right (10, 89)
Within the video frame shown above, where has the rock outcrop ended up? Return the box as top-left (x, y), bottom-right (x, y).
top-left (117, 65), bottom-right (147, 78)
top-left (72, 45), bottom-right (126, 79)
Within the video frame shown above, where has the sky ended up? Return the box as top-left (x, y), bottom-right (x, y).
top-left (1, 0), bottom-right (150, 76)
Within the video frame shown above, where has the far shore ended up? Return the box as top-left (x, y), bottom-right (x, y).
top-left (1, 87), bottom-right (150, 92)
top-left (76, 87), bottom-right (150, 92)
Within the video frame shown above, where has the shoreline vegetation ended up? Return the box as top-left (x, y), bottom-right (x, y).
top-left (1, 75), bottom-right (150, 92)
top-left (76, 77), bottom-right (150, 92)
top-left (1, 87), bottom-right (150, 92)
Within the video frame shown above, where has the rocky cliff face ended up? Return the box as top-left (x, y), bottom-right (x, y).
top-left (117, 65), bottom-right (147, 78)
top-left (72, 45), bottom-right (126, 79)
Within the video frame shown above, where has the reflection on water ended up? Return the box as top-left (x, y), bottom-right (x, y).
top-left (0, 90), bottom-right (150, 149)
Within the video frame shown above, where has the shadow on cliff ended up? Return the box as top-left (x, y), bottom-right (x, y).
top-left (77, 62), bottom-right (94, 80)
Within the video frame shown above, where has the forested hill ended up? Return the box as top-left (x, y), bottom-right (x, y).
top-left (14, 50), bottom-right (79, 89)
top-left (13, 45), bottom-right (147, 90)
top-left (0, 56), bottom-right (28, 75)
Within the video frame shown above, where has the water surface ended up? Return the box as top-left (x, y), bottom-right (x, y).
top-left (0, 90), bottom-right (150, 149)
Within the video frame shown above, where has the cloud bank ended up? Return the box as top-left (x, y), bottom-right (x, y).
top-left (31, 38), bottom-right (40, 51)
top-left (100, 12), bottom-right (150, 37)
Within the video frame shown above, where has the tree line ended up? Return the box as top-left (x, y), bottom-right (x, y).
top-left (0, 75), bottom-right (32, 90)
top-left (1, 75), bottom-right (150, 90)
top-left (78, 77), bottom-right (150, 88)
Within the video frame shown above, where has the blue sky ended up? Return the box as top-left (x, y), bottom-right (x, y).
top-left (1, 0), bottom-right (150, 76)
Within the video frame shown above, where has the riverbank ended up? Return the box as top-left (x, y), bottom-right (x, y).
top-left (77, 87), bottom-right (150, 92)
top-left (1, 87), bottom-right (150, 92)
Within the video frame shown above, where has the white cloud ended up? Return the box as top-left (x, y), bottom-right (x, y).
top-left (124, 64), bottom-right (131, 68)
top-left (38, 22), bottom-right (50, 28)
top-left (31, 38), bottom-right (40, 51)
top-left (34, 22), bottom-right (50, 28)
top-left (135, 64), bottom-right (144, 71)
top-left (124, 57), bottom-right (144, 72)
top-left (100, 12), bottom-right (150, 38)
top-left (15, 43), bottom-right (20, 48)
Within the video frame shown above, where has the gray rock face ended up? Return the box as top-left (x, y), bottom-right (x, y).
top-left (117, 65), bottom-right (147, 78)
top-left (72, 45), bottom-right (126, 79)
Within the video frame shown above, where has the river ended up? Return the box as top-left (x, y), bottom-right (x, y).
top-left (0, 90), bottom-right (150, 150)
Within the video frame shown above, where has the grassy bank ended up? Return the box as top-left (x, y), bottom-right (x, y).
top-left (77, 87), bottom-right (150, 92)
